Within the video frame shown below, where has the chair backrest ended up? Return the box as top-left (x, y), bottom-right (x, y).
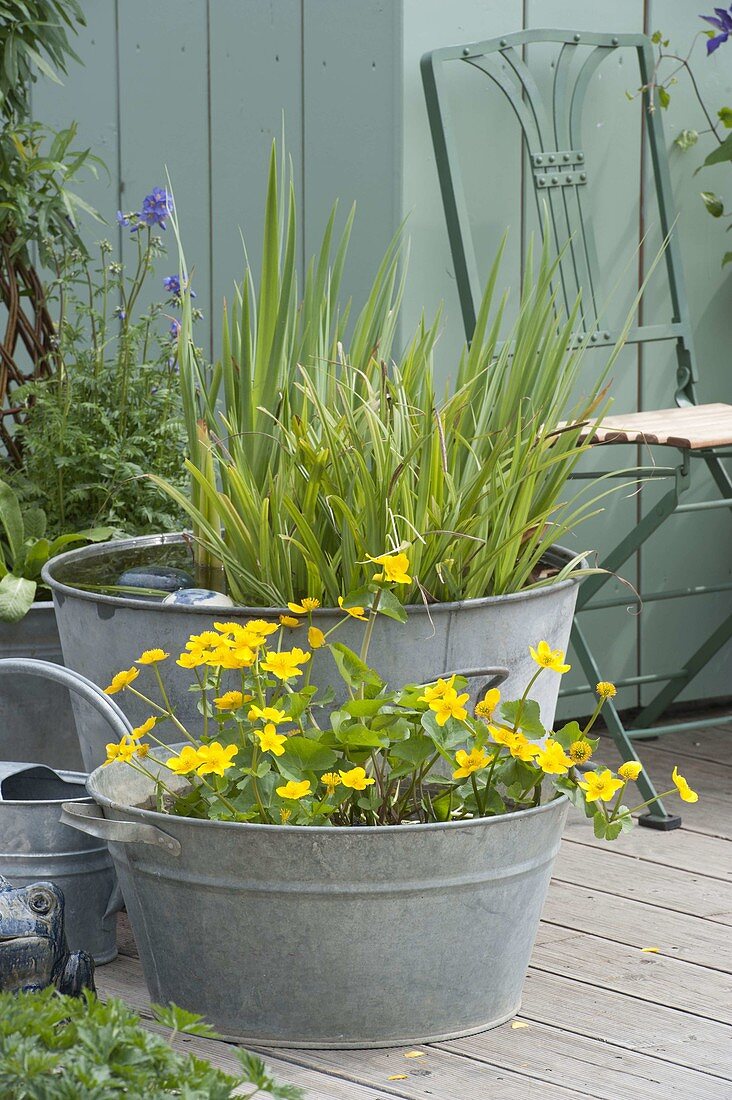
top-left (421, 29), bottom-right (698, 405)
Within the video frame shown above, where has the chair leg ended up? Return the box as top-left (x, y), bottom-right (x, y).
top-left (633, 610), bottom-right (732, 731)
top-left (569, 620), bottom-right (681, 830)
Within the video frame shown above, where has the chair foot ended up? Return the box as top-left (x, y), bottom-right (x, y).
top-left (638, 811), bottom-right (682, 831)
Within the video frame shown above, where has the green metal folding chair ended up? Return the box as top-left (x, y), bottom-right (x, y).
top-left (421, 29), bottom-right (732, 828)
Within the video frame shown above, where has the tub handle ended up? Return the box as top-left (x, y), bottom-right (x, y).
top-left (60, 801), bottom-right (181, 856)
top-left (0, 658), bottom-right (133, 741)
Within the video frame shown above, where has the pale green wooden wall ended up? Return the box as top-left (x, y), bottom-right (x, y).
top-left (32, 0), bottom-right (732, 712)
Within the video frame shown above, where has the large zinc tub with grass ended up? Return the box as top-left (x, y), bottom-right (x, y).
top-left (43, 533), bottom-right (583, 771)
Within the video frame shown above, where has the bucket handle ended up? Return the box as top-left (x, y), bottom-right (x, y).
top-left (427, 666), bottom-right (509, 692)
top-left (60, 801), bottom-right (181, 856)
top-left (0, 658), bottom-right (133, 742)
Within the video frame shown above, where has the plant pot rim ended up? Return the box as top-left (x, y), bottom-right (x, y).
top-left (43, 532), bottom-right (585, 615)
top-left (89, 747), bottom-right (569, 837)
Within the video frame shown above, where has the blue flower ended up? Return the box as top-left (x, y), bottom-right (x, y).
top-left (139, 187), bottom-right (174, 230)
top-left (116, 211), bottom-right (130, 227)
top-left (163, 274), bottom-right (196, 301)
top-left (169, 318), bottom-right (181, 340)
top-left (114, 306), bottom-right (126, 321)
top-left (701, 7), bottom-right (732, 53)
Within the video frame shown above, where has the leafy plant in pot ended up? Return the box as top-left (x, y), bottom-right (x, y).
top-left (60, 563), bottom-right (698, 1046)
top-left (43, 144), bottom-right (630, 764)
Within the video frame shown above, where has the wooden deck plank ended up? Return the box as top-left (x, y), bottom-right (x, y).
top-left (618, 723), bottom-right (732, 765)
top-left (531, 931), bottom-right (732, 1025)
top-left (554, 839), bottom-right (732, 923)
top-left (519, 969), bottom-right (732, 1079)
top-left (562, 812), bottom-right (732, 880)
top-left (541, 880), bottom-right (731, 969)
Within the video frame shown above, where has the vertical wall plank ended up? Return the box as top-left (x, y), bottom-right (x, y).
top-left (641, 0), bottom-right (732, 703)
top-left (209, 0), bottom-right (303, 353)
top-left (302, 0), bottom-right (402, 330)
top-left (116, 0), bottom-right (211, 355)
top-left (401, 1), bottom-right (524, 388)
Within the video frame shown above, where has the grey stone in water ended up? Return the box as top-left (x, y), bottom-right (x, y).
top-left (0, 873), bottom-right (95, 996)
top-left (116, 565), bottom-right (194, 596)
top-left (162, 588), bottom-right (235, 608)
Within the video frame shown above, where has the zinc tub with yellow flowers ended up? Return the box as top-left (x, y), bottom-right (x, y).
top-left (61, 601), bottom-right (697, 1047)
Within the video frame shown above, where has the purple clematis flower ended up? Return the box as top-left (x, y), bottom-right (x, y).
top-left (701, 7), bottom-right (732, 53)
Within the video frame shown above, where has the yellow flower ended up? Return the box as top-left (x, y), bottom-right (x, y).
top-left (672, 766), bottom-right (698, 803)
top-left (535, 740), bottom-right (573, 775)
top-left (338, 596), bottom-right (368, 621)
top-left (368, 551), bottom-right (412, 585)
top-left (339, 766), bottom-right (376, 790)
top-left (176, 652), bottom-right (205, 670)
top-left (568, 740), bottom-right (593, 765)
top-left (308, 625), bottom-right (326, 649)
top-left (287, 599), bottom-right (320, 614)
top-left (529, 641), bottom-right (571, 674)
top-left (242, 619), bottom-right (279, 639)
top-left (196, 741), bottom-right (239, 777)
top-left (104, 667), bottom-right (139, 695)
top-left (214, 690), bottom-right (251, 711)
top-left (452, 747), bottom-right (491, 779)
top-left (260, 648), bottom-right (311, 681)
top-left (136, 648), bottom-right (169, 665)
top-left (578, 769), bottom-right (625, 803)
top-left (186, 631), bottom-right (221, 654)
top-left (129, 716), bottom-right (157, 741)
top-left (135, 743), bottom-right (150, 758)
top-left (277, 779), bottom-right (312, 799)
top-left (474, 688), bottom-right (501, 720)
top-left (510, 732), bottom-right (542, 762)
top-left (279, 615), bottom-right (301, 628)
top-left (103, 738), bottom-right (136, 766)
top-left (418, 676), bottom-right (456, 705)
top-left (618, 761), bottom-right (642, 781)
top-left (248, 705), bottom-right (287, 725)
top-left (487, 724), bottom-right (516, 747)
top-left (280, 808), bottom-right (292, 824)
top-left (207, 644), bottom-right (256, 670)
top-left (166, 745), bottom-right (203, 776)
top-left (430, 690), bottom-right (470, 727)
top-left (322, 772), bottom-right (342, 794)
top-left (256, 726), bottom-right (287, 756)
top-left (596, 681), bottom-right (617, 699)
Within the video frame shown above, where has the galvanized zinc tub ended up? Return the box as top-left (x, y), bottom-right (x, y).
top-left (0, 761), bottom-right (118, 963)
top-left (43, 533), bottom-right (583, 771)
top-left (64, 739), bottom-right (569, 1047)
top-left (0, 603), bottom-right (82, 770)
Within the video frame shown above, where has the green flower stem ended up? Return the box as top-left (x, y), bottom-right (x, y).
top-left (126, 686), bottom-right (194, 743)
top-left (582, 698), bottom-right (605, 737)
top-left (248, 742), bottom-right (270, 823)
top-left (511, 666), bottom-right (543, 731)
top-left (607, 781), bottom-right (629, 823)
top-left (471, 772), bottom-right (485, 816)
top-left (359, 588), bottom-right (382, 666)
top-left (619, 788), bottom-right (679, 818)
top-left (196, 773), bottom-right (240, 818)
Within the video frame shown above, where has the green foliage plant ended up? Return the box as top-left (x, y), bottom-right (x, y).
top-left (0, 987), bottom-right (302, 1099)
top-left (102, 560), bottom-right (697, 840)
top-left (158, 144), bottom-right (624, 607)
top-left (12, 207), bottom-right (188, 534)
top-left (0, 478), bottom-right (111, 621)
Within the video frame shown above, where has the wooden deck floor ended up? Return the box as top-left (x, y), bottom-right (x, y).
top-left (97, 719), bottom-right (732, 1100)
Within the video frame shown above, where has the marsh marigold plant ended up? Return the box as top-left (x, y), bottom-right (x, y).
top-left (101, 554), bottom-right (698, 837)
